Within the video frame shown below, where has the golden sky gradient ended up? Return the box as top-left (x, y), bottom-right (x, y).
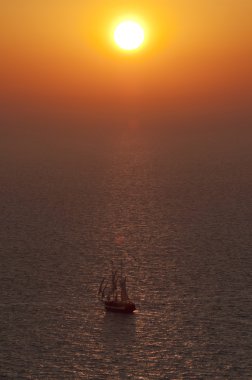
top-left (1, 0), bottom-right (252, 125)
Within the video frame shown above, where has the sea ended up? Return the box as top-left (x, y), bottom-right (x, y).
top-left (0, 123), bottom-right (252, 379)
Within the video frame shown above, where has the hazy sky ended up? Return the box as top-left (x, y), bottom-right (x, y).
top-left (1, 0), bottom-right (252, 128)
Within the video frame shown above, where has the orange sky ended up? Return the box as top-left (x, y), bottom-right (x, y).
top-left (1, 0), bottom-right (252, 127)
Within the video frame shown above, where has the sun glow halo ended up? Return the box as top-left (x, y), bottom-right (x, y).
top-left (114, 21), bottom-right (145, 51)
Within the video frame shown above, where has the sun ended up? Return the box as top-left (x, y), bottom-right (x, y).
top-left (114, 21), bottom-right (145, 51)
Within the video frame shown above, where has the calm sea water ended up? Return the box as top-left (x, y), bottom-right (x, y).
top-left (0, 126), bottom-right (252, 379)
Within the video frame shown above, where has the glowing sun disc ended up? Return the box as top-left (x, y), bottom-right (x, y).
top-left (114, 21), bottom-right (144, 50)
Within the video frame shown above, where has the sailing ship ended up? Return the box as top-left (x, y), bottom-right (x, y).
top-left (98, 262), bottom-right (136, 313)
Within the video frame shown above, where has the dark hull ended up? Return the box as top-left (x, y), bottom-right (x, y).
top-left (104, 300), bottom-right (136, 313)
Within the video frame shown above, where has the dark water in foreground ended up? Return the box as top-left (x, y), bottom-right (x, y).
top-left (0, 127), bottom-right (252, 379)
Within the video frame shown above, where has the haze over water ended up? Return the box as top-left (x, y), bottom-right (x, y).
top-left (0, 124), bottom-right (251, 379)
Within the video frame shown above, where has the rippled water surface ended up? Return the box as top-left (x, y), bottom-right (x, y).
top-left (0, 127), bottom-right (252, 379)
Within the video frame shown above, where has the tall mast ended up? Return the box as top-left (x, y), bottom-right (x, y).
top-left (98, 278), bottom-right (105, 296)
top-left (120, 259), bottom-right (123, 278)
top-left (120, 276), bottom-right (129, 301)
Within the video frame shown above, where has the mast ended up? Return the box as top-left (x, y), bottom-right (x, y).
top-left (101, 282), bottom-right (108, 299)
top-left (120, 259), bottom-right (123, 278)
top-left (98, 278), bottom-right (105, 296)
top-left (120, 276), bottom-right (129, 301)
top-left (111, 268), bottom-right (118, 300)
